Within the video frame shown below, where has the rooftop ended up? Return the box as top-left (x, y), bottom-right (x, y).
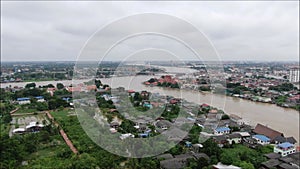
top-left (215, 127), bottom-right (231, 132)
top-left (277, 142), bottom-right (294, 149)
top-left (253, 134), bottom-right (270, 142)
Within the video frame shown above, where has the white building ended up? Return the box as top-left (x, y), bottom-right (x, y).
top-left (214, 127), bottom-right (231, 135)
top-left (252, 134), bottom-right (270, 145)
top-left (35, 96), bottom-right (45, 102)
top-left (289, 68), bottom-right (300, 83)
top-left (274, 142), bottom-right (296, 157)
top-left (17, 97), bottom-right (31, 105)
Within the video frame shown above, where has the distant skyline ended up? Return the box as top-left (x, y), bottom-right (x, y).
top-left (1, 1), bottom-right (299, 62)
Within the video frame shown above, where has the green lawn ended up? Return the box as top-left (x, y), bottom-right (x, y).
top-left (14, 108), bottom-right (37, 114)
top-left (50, 109), bottom-right (71, 121)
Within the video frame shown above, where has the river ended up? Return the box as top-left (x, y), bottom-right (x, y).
top-left (1, 66), bottom-right (299, 145)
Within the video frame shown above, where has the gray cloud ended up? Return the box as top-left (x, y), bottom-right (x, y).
top-left (1, 1), bottom-right (299, 61)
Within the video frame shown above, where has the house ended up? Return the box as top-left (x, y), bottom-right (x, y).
top-left (35, 96), bottom-right (45, 102)
top-left (25, 122), bottom-right (44, 132)
top-left (233, 131), bottom-right (251, 138)
top-left (17, 97), bottom-right (31, 105)
top-left (227, 133), bottom-right (242, 144)
top-left (120, 133), bottom-right (134, 140)
top-left (274, 142), bottom-right (296, 157)
top-left (165, 128), bottom-right (188, 142)
top-left (155, 120), bottom-right (172, 130)
top-left (47, 87), bottom-right (56, 96)
top-left (110, 121), bottom-right (120, 129)
top-left (253, 123), bottom-right (284, 142)
top-left (66, 86), bottom-right (82, 92)
top-left (243, 137), bottom-right (259, 149)
top-left (229, 114), bottom-right (244, 125)
top-left (160, 153), bottom-right (209, 169)
top-left (273, 135), bottom-right (297, 145)
top-left (264, 152), bottom-right (281, 159)
top-left (139, 133), bottom-right (149, 138)
top-left (212, 135), bottom-right (228, 147)
top-left (252, 134), bottom-right (270, 145)
top-left (214, 127), bottom-right (231, 135)
top-left (261, 159), bottom-right (281, 169)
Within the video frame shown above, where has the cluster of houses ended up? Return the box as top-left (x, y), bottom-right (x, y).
top-left (210, 123), bottom-right (298, 157)
top-left (145, 68), bottom-right (299, 108)
top-left (93, 89), bottom-right (299, 169)
top-left (144, 75), bottom-right (179, 86)
top-left (12, 121), bottom-right (44, 134)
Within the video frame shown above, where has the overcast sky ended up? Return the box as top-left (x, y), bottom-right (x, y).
top-left (1, 1), bottom-right (299, 62)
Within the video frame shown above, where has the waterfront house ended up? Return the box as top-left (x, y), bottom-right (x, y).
top-left (214, 127), bottom-right (231, 135)
top-left (274, 142), bottom-right (296, 157)
top-left (252, 134), bottom-right (270, 145)
top-left (273, 135), bottom-right (297, 145)
top-left (17, 97), bottom-right (31, 105)
top-left (253, 123), bottom-right (284, 142)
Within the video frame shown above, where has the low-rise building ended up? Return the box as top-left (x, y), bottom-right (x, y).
top-left (17, 97), bottom-right (31, 105)
top-left (274, 142), bottom-right (296, 157)
top-left (35, 96), bottom-right (45, 102)
top-left (252, 134), bottom-right (270, 145)
top-left (214, 127), bottom-right (231, 135)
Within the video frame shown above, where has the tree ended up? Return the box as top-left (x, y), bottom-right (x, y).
top-left (95, 80), bottom-right (102, 88)
top-left (201, 139), bottom-right (221, 158)
top-left (221, 114), bottom-right (230, 120)
top-left (238, 161), bottom-right (255, 169)
top-left (56, 83), bottom-right (64, 90)
top-left (220, 151), bottom-right (237, 165)
top-left (25, 83), bottom-right (36, 89)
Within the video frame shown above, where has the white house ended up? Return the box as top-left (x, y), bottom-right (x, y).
top-left (120, 133), bottom-right (134, 140)
top-left (25, 122), bottom-right (44, 132)
top-left (17, 97), bottom-right (31, 105)
top-left (274, 142), bottom-right (296, 157)
top-left (252, 134), bottom-right (270, 145)
top-left (214, 127), bottom-right (231, 135)
top-left (227, 133), bottom-right (242, 144)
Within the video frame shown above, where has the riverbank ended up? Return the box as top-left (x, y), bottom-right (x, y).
top-left (1, 75), bottom-right (299, 145)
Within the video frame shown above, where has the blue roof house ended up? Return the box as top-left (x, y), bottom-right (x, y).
top-left (17, 97), bottom-right (31, 105)
top-left (214, 127), bottom-right (231, 135)
top-left (274, 142), bottom-right (296, 157)
top-left (252, 134), bottom-right (271, 145)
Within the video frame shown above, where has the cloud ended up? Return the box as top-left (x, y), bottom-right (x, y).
top-left (1, 1), bottom-right (299, 61)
